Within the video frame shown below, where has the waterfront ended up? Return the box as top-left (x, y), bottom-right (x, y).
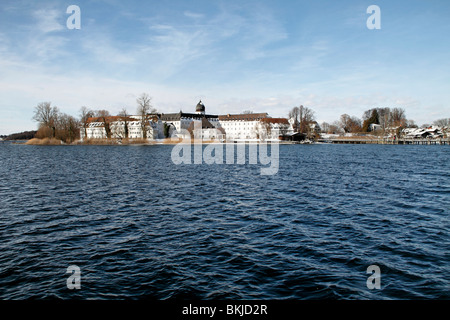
top-left (0, 143), bottom-right (448, 299)
top-left (319, 137), bottom-right (450, 145)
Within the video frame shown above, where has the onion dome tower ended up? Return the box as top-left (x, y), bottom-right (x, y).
top-left (196, 100), bottom-right (206, 115)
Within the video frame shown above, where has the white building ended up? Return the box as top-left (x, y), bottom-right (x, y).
top-left (402, 126), bottom-right (445, 139)
top-left (80, 101), bottom-right (294, 142)
top-left (218, 113), bottom-right (269, 140)
top-left (309, 121), bottom-right (321, 135)
top-left (80, 115), bottom-right (162, 140)
top-left (159, 101), bottom-right (222, 139)
top-left (368, 123), bottom-right (382, 132)
top-left (258, 118), bottom-right (293, 140)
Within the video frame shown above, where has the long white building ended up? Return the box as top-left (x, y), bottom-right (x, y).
top-left (81, 101), bottom-right (294, 142)
top-left (80, 115), bottom-right (162, 140)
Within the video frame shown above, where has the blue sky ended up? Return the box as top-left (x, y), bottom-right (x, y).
top-left (0, 0), bottom-right (449, 134)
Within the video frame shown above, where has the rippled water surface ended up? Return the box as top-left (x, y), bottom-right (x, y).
top-left (0, 143), bottom-right (448, 299)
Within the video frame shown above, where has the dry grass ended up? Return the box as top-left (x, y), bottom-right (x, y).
top-left (162, 138), bottom-right (184, 144)
top-left (25, 138), bottom-right (64, 145)
top-left (76, 138), bottom-right (156, 145)
top-left (126, 138), bottom-right (154, 145)
top-left (160, 138), bottom-right (223, 144)
top-left (26, 137), bottom-right (227, 146)
top-left (76, 138), bottom-right (123, 145)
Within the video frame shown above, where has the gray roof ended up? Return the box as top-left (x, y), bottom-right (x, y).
top-left (218, 113), bottom-right (268, 121)
top-left (160, 112), bottom-right (218, 121)
top-left (187, 117), bottom-right (215, 131)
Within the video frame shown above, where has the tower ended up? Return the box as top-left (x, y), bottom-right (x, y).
top-left (196, 100), bottom-right (206, 115)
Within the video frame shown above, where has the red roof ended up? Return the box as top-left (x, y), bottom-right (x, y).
top-left (86, 116), bottom-right (138, 123)
top-left (261, 117), bottom-right (289, 125)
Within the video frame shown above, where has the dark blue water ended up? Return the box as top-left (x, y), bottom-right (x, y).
top-left (0, 143), bottom-right (448, 299)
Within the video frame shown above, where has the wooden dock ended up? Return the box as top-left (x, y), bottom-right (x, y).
top-left (318, 138), bottom-right (450, 145)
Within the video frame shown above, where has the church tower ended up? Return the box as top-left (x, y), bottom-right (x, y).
top-left (196, 100), bottom-right (206, 115)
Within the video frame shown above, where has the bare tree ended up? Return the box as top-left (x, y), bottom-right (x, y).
top-left (339, 114), bottom-right (362, 133)
top-left (58, 113), bottom-right (80, 143)
top-left (320, 122), bottom-right (330, 133)
top-left (405, 119), bottom-right (418, 128)
top-left (300, 105), bottom-right (315, 134)
top-left (288, 106), bottom-right (300, 132)
top-left (79, 106), bottom-right (94, 139)
top-left (259, 119), bottom-right (272, 140)
top-left (279, 124), bottom-right (288, 137)
top-left (136, 93), bottom-right (156, 139)
top-left (33, 102), bottom-right (59, 138)
top-left (362, 109), bottom-right (373, 122)
top-left (433, 118), bottom-right (450, 127)
top-left (361, 107), bottom-right (405, 132)
top-left (95, 109), bottom-right (112, 139)
top-left (288, 105), bottom-right (315, 133)
top-left (329, 121), bottom-right (341, 134)
top-left (352, 116), bottom-right (362, 132)
top-left (339, 114), bottom-right (352, 133)
top-left (391, 107), bottom-right (406, 127)
top-left (377, 107), bottom-right (391, 131)
top-left (253, 123), bottom-right (260, 140)
top-left (117, 108), bottom-right (130, 139)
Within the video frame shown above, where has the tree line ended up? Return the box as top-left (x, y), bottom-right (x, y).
top-left (288, 105), bottom-right (449, 136)
top-left (1, 131), bottom-right (37, 141)
top-left (31, 96), bottom-right (448, 143)
top-left (32, 93), bottom-right (156, 143)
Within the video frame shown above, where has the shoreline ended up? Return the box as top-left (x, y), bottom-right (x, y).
top-left (11, 137), bottom-right (450, 146)
top-left (23, 138), bottom-right (307, 146)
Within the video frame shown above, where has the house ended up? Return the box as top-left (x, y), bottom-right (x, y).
top-left (309, 121), bottom-right (321, 134)
top-left (280, 132), bottom-right (306, 142)
top-left (402, 126), bottom-right (444, 139)
top-left (369, 123), bottom-right (382, 132)
top-left (260, 118), bottom-right (293, 140)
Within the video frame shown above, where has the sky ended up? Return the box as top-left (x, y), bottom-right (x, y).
top-left (0, 0), bottom-right (449, 134)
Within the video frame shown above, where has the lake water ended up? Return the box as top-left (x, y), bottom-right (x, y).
top-left (0, 143), bottom-right (448, 299)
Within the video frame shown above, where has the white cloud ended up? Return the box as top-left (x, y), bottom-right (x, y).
top-left (81, 35), bottom-right (136, 65)
top-left (144, 24), bottom-right (214, 78)
top-left (33, 9), bottom-right (64, 33)
top-left (184, 11), bottom-right (205, 19)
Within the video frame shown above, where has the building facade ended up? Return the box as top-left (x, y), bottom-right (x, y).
top-left (80, 101), bottom-right (294, 142)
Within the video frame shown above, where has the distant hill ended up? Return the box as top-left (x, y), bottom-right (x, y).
top-left (4, 131), bottom-right (37, 141)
